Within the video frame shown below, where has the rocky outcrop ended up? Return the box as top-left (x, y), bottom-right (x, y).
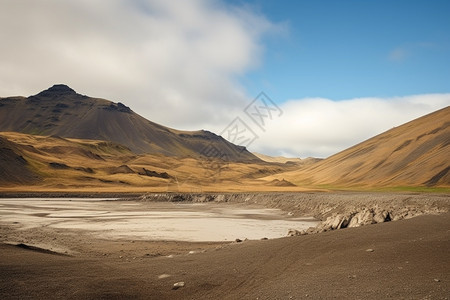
top-left (288, 204), bottom-right (444, 236)
top-left (132, 192), bottom-right (449, 236)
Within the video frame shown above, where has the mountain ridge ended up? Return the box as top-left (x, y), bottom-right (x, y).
top-left (0, 85), bottom-right (259, 162)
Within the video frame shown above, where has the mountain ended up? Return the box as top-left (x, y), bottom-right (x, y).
top-left (253, 152), bottom-right (302, 164)
top-left (253, 152), bottom-right (322, 165)
top-left (266, 106), bottom-right (450, 188)
top-left (0, 85), bottom-right (259, 162)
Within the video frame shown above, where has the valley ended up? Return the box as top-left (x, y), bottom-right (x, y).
top-left (0, 85), bottom-right (449, 299)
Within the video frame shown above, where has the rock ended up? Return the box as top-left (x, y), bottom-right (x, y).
top-left (172, 282), bottom-right (185, 290)
top-left (235, 238), bottom-right (243, 243)
top-left (319, 214), bottom-right (352, 230)
top-left (331, 215), bottom-right (344, 229)
top-left (373, 209), bottom-right (390, 223)
top-left (347, 213), bottom-right (361, 228)
top-left (339, 215), bottom-right (352, 229)
top-left (434, 278), bottom-right (440, 282)
top-left (366, 249), bottom-right (374, 252)
top-left (360, 210), bottom-right (375, 225)
top-left (287, 229), bottom-right (303, 236)
top-left (348, 209), bottom-right (375, 228)
top-left (158, 274), bottom-right (171, 279)
top-left (305, 227), bottom-right (319, 234)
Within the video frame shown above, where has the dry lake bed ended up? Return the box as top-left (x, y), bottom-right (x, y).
top-left (0, 198), bottom-right (317, 243)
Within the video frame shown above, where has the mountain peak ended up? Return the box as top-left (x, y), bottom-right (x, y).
top-left (35, 84), bottom-right (77, 98)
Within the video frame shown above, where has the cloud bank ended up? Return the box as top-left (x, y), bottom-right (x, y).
top-left (1, 1), bottom-right (449, 158)
top-left (250, 94), bottom-right (450, 158)
top-left (0, 0), bottom-right (278, 127)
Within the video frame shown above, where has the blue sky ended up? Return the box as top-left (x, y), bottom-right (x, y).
top-left (1, 0), bottom-right (449, 157)
top-left (235, 0), bottom-right (450, 102)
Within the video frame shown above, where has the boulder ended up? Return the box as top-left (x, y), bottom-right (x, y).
top-left (373, 209), bottom-right (390, 223)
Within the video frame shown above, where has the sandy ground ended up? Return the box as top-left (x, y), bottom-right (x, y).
top-left (0, 193), bottom-right (449, 299)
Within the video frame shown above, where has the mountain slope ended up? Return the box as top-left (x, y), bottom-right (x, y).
top-left (0, 132), bottom-right (297, 191)
top-left (0, 136), bottom-right (40, 185)
top-left (267, 106), bottom-right (450, 188)
top-left (0, 85), bottom-right (258, 162)
top-left (253, 152), bottom-right (322, 166)
top-left (253, 152), bottom-right (302, 164)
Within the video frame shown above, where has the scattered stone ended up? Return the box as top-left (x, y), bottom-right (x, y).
top-left (287, 229), bottom-right (304, 236)
top-left (158, 274), bottom-right (171, 279)
top-left (261, 237), bottom-right (268, 240)
top-left (172, 282), bottom-right (185, 290)
top-left (188, 250), bottom-right (196, 254)
top-left (119, 255), bottom-right (123, 259)
top-left (288, 212), bottom-right (294, 216)
top-left (366, 249), bottom-right (374, 252)
top-left (434, 278), bottom-right (440, 282)
top-left (235, 238), bottom-right (243, 243)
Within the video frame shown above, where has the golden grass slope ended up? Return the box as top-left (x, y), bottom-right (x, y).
top-left (0, 132), bottom-right (302, 193)
top-left (266, 106), bottom-right (450, 188)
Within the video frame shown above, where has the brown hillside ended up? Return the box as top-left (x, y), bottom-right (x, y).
top-left (0, 85), bottom-right (258, 162)
top-left (0, 136), bottom-right (40, 185)
top-left (267, 106), bottom-right (450, 188)
top-left (0, 132), bottom-right (300, 192)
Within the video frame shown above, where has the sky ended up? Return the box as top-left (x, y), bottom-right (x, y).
top-left (0, 0), bottom-right (449, 158)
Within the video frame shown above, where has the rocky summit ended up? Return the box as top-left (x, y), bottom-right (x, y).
top-left (0, 85), bottom-right (259, 161)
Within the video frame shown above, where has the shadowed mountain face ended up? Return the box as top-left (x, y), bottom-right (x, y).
top-left (0, 85), bottom-right (258, 162)
top-left (0, 136), bottom-right (40, 185)
top-left (269, 106), bottom-right (450, 188)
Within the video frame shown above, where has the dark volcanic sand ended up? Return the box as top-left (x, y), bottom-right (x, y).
top-left (0, 195), bottom-right (449, 299)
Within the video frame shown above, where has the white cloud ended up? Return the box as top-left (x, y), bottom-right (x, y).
top-left (0, 0), bottom-right (280, 129)
top-left (247, 94), bottom-right (450, 158)
top-left (1, 1), bottom-right (449, 159)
